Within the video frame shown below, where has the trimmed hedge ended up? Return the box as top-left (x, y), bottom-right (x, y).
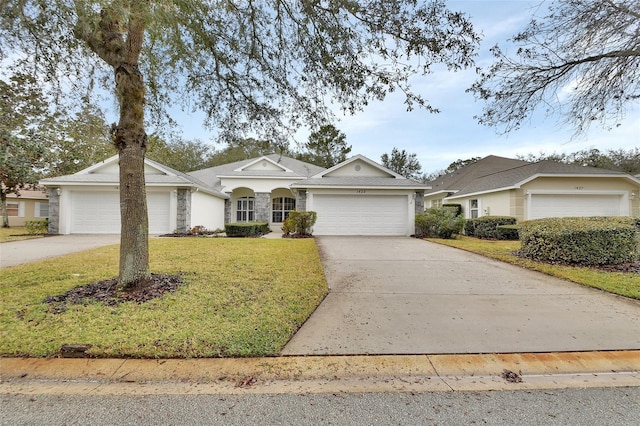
top-left (518, 216), bottom-right (640, 266)
top-left (496, 224), bottom-right (519, 241)
top-left (415, 208), bottom-right (464, 239)
top-left (25, 219), bottom-right (48, 234)
top-left (224, 222), bottom-right (270, 237)
top-left (465, 216), bottom-right (517, 239)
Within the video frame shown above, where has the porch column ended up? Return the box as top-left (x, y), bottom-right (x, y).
top-left (415, 190), bottom-right (425, 214)
top-left (47, 188), bottom-right (60, 234)
top-left (295, 189), bottom-right (307, 211)
top-left (176, 189), bottom-right (191, 233)
top-left (255, 192), bottom-right (271, 223)
top-left (224, 193), bottom-right (232, 223)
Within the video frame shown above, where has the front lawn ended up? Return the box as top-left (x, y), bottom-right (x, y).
top-left (0, 238), bottom-right (328, 358)
top-left (0, 226), bottom-right (44, 243)
top-left (427, 236), bottom-right (640, 300)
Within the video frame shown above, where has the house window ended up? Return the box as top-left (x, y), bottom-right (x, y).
top-left (432, 198), bottom-right (443, 209)
top-left (6, 201), bottom-right (24, 217)
top-left (35, 202), bottom-right (49, 218)
top-left (470, 199), bottom-right (479, 218)
top-left (236, 197), bottom-right (255, 222)
top-left (272, 197), bottom-right (296, 223)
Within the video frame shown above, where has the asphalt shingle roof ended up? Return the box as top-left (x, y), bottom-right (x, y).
top-left (188, 154), bottom-right (326, 190)
top-left (426, 155), bottom-right (634, 198)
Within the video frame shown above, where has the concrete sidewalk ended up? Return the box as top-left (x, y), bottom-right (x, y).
top-left (1, 351), bottom-right (639, 394)
top-left (283, 237), bottom-right (640, 355)
top-left (1, 235), bottom-right (120, 268)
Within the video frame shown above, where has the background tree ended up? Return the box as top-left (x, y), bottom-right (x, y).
top-left (469, 0), bottom-right (640, 134)
top-left (381, 147), bottom-right (425, 181)
top-left (146, 136), bottom-right (214, 172)
top-left (0, 73), bottom-right (50, 227)
top-left (45, 103), bottom-right (114, 177)
top-left (519, 148), bottom-right (640, 174)
top-left (298, 124), bottom-right (351, 168)
top-left (206, 138), bottom-right (294, 167)
top-left (2, 0), bottom-right (479, 288)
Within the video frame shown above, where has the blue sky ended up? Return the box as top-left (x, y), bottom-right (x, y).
top-left (171, 0), bottom-right (639, 174)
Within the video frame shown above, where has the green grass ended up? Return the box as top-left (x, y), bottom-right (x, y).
top-left (427, 236), bottom-right (640, 300)
top-left (0, 238), bottom-right (328, 358)
top-left (0, 226), bottom-right (44, 242)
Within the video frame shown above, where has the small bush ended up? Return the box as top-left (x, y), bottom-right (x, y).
top-left (442, 203), bottom-right (463, 217)
top-left (415, 208), bottom-right (464, 239)
top-left (519, 216), bottom-right (640, 265)
top-left (496, 224), bottom-right (519, 241)
top-left (224, 222), bottom-right (270, 237)
top-left (25, 219), bottom-right (48, 234)
top-left (466, 216), bottom-right (517, 239)
top-left (284, 211), bottom-right (317, 237)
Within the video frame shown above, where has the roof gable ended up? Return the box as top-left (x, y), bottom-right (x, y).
top-left (234, 156), bottom-right (294, 173)
top-left (313, 155), bottom-right (404, 179)
top-left (75, 155), bottom-right (177, 176)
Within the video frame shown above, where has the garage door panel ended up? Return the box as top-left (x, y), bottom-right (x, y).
top-left (70, 191), bottom-right (171, 234)
top-left (313, 195), bottom-right (408, 236)
top-left (529, 194), bottom-right (624, 220)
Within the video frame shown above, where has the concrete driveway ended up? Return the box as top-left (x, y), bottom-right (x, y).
top-left (282, 236), bottom-right (640, 355)
top-left (0, 235), bottom-right (120, 268)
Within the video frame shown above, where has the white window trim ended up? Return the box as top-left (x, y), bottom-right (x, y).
top-left (271, 197), bottom-right (296, 223)
top-left (468, 199), bottom-right (480, 219)
top-left (236, 196), bottom-right (255, 222)
top-left (35, 201), bottom-right (49, 218)
top-left (6, 201), bottom-right (25, 217)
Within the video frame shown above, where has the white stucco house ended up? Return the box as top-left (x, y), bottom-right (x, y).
top-left (40, 153), bottom-right (430, 236)
top-left (424, 155), bottom-right (640, 220)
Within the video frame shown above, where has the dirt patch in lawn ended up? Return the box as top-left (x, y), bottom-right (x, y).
top-left (45, 273), bottom-right (186, 313)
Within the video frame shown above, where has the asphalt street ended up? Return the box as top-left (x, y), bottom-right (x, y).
top-left (2, 387), bottom-right (639, 425)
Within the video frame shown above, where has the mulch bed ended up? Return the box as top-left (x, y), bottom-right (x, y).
top-left (45, 273), bottom-right (186, 313)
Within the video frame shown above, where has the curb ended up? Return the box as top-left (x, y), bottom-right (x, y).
top-left (2, 351), bottom-right (639, 395)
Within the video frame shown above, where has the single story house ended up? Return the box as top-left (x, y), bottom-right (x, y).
top-left (3, 188), bottom-right (49, 227)
top-left (424, 155), bottom-right (640, 220)
top-left (40, 156), bottom-right (228, 235)
top-left (41, 154), bottom-right (430, 236)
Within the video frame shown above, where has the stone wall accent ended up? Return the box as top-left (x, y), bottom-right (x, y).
top-left (47, 189), bottom-right (60, 234)
top-left (224, 196), bottom-right (232, 223)
top-left (415, 190), bottom-right (425, 214)
top-left (176, 189), bottom-right (191, 233)
top-left (295, 190), bottom-right (307, 211)
top-left (255, 192), bottom-right (271, 223)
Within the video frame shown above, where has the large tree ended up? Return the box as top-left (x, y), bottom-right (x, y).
top-left (381, 147), bottom-right (424, 181)
top-left (2, 0), bottom-right (479, 288)
top-left (469, 0), bottom-right (640, 135)
top-left (0, 73), bottom-right (50, 227)
top-left (299, 124), bottom-right (351, 168)
top-left (146, 136), bottom-right (214, 172)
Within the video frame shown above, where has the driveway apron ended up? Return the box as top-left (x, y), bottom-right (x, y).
top-left (0, 235), bottom-right (120, 268)
top-left (282, 236), bottom-right (640, 355)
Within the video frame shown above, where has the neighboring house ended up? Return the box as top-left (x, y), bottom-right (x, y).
top-left (3, 188), bottom-right (49, 227)
top-left (40, 153), bottom-right (430, 236)
top-left (425, 155), bottom-right (640, 220)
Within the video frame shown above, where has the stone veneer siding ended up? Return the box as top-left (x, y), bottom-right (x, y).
top-left (414, 190), bottom-right (425, 235)
top-left (295, 190), bottom-right (307, 212)
top-left (47, 189), bottom-right (60, 234)
top-left (176, 189), bottom-right (191, 233)
top-left (255, 192), bottom-right (271, 223)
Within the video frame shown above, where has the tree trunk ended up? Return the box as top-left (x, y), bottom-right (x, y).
top-left (115, 62), bottom-right (150, 289)
top-left (1, 192), bottom-right (9, 228)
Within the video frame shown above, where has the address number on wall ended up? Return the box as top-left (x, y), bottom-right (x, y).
top-left (356, 189), bottom-right (366, 194)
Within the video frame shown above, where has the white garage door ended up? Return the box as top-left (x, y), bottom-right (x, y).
top-left (70, 191), bottom-right (171, 234)
top-left (312, 194), bottom-right (408, 236)
top-left (529, 194), bottom-right (625, 219)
